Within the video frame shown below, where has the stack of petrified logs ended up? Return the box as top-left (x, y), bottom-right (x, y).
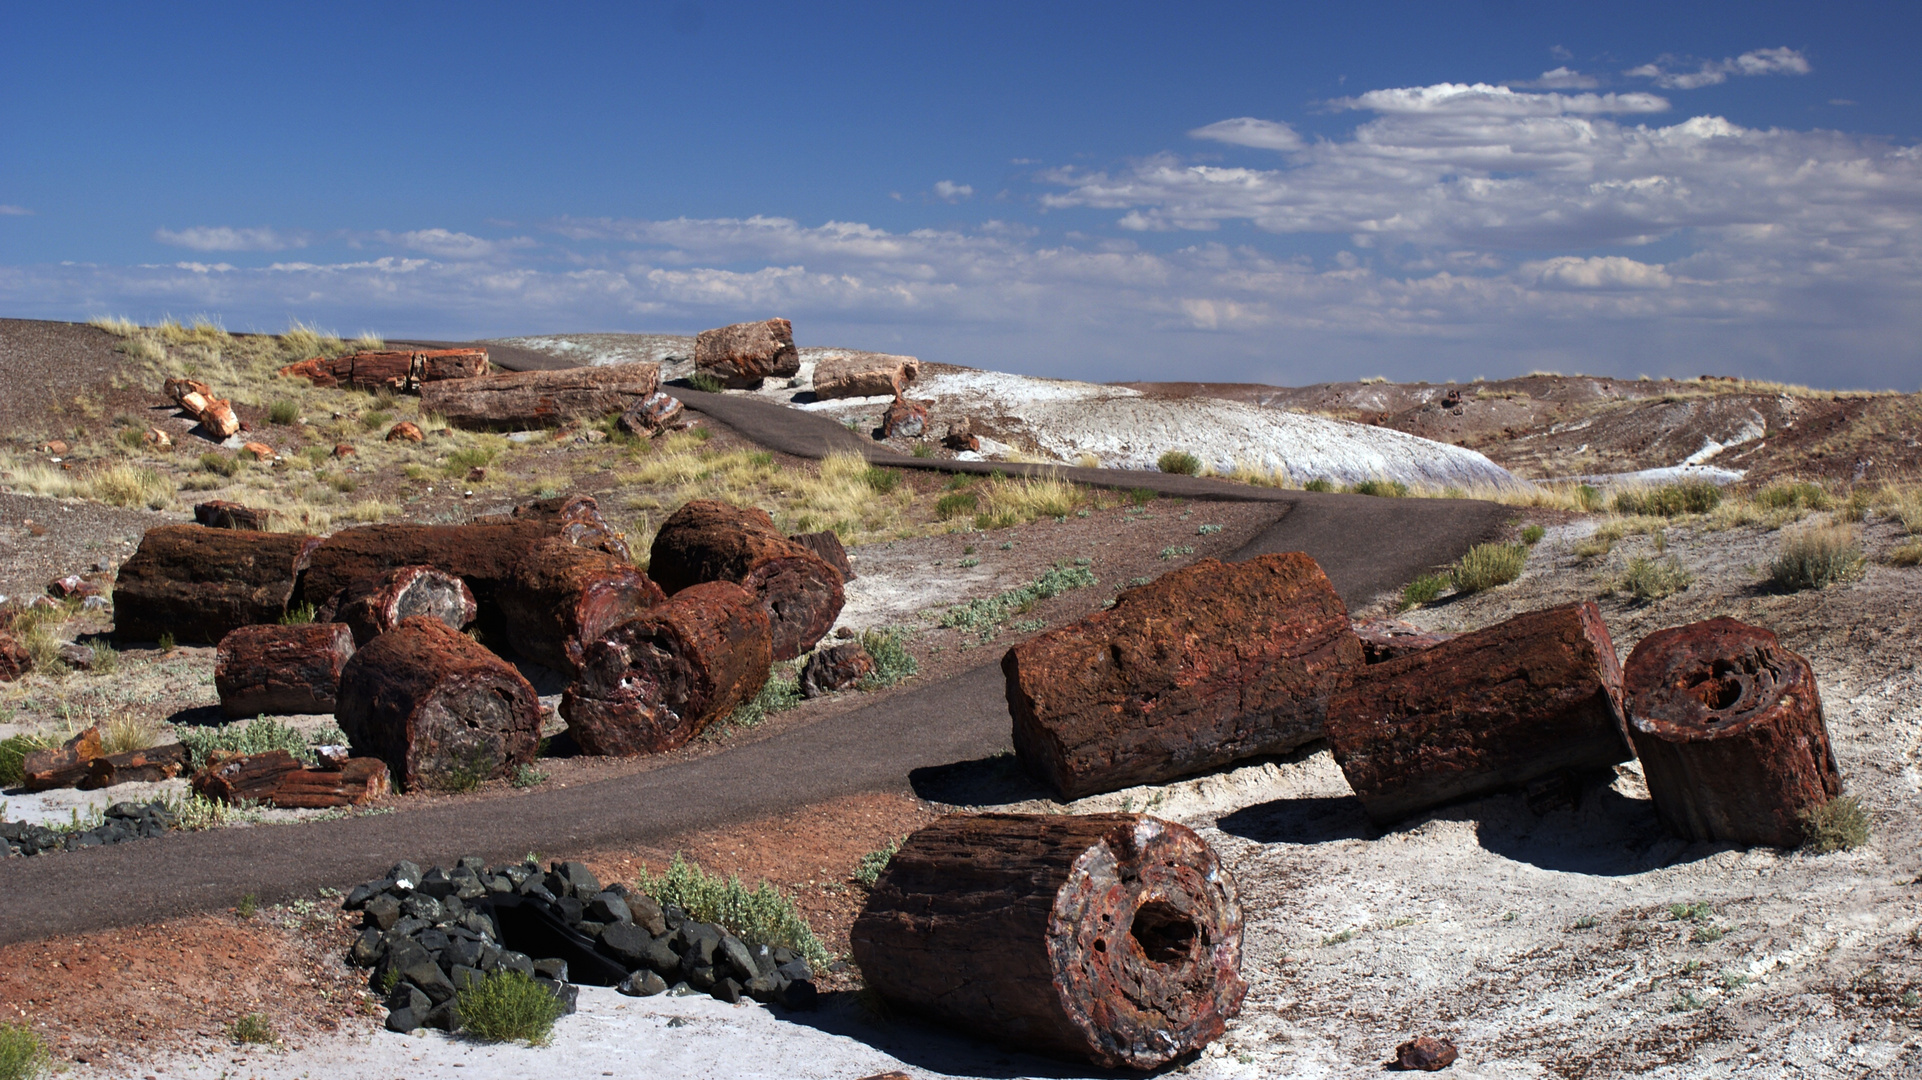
top-left (1004, 553), bottom-right (1846, 847)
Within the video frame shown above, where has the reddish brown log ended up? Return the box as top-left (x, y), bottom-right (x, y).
top-left (214, 623), bottom-right (357, 718)
top-left (474, 494), bottom-right (633, 563)
top-left (79, 742), bottom-right (190, 789)
top-left (879, 398), bottom-right (929, 439)
top-left (1351, 619), bottom-right (1460, 664)
top-left (1624, 617), bottom-right (1842, 847)
top-left (278, 349), bottom-right (488, 391)
top-left (0, 629), bottom-right (30, 681)
top-left (164, 377), bottom-right (212, 406)
top-left (23, 727), bottom-right (104, 791)
top-left (335, 617), bottom-right (541, 791)
top-left (811, 353), bottom-right (920, 400)
top-left (693, 319), bottom-right (799, 388)
top-left (419, 362), bottom-right (661, 430)
top-left (800, 641), bottom-right (873, 698)
top-left (192, 749), bottom-right (304, 804)
top-left (326, 565), bottom-right (477, 646)
top-left (850, 813), bottom-right (1246, 1070)
top-left (385, 421), bottom-right (423, 443)
top-left (1005, 554), bottom-right (1363, 799)
top-left (194, 500), bottom-right (274, 531)
top-left (499, 540), bottom-right (665, 673)
top-left (114, 525), bottom-right (322, 644)
top-left (648, 499), bottom-right (844, 661)
top-left (1326, 602), bottom-right (1631, 826)
top-left (616, 391), bottom-right (685, 437)
top-left (560, 581), bottom-right (772, 755)
top-left (268, 758), bottom-right (391, 808)
top-left (788, 529), bottom-right (854, 581)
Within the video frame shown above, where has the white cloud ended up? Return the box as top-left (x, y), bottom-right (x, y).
top-left (932, 180), bottom-right (974, 202)
top-left (376, 228), bottom-right (530, 259)
top-left (1518, 66), bottom-right (1601, 90)
top-left (1524, 255), bottom-right (1672, 289)
top-left (1188, 118), bottom-right (1303, 151)
top-left (1332, 83), bottom-right (1668, 116)
top-left (0, 205), bottom-right (30, 216)
top-left (155, 226), bottom-right (305, 252)
top-left (1627, 47), bottom-right (1811, 90)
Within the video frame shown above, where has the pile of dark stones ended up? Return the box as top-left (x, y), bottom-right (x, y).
top-left (344, 856), bottom-right (818, 1034)
top-left (1, 801), bottom-right (175, 857)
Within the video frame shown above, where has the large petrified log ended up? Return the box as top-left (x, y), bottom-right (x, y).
top-left (278, 348), bottom-right (488, 391)
top-left (214, 623), bottom-right (358, 717)
top-left (80, 742), bottom-right (189, 789)
top-left (1624, 617), bottom-right (1842, 847)
top-left (269, 758), bottom-right (391, 808)
top-left (560, 581), bottom-right (772, 755)
top-left (335, 617), bottom-right (541, 791)
top-left (694, 318), bottom-right (799, 388)
top-left (23, 726), bottom-right (104, 791)
top-left (193, 749), bottom-right (305, 804)
top-left (647, 499), bottom-right (843, 661)
top-left (193, 500), bottom-right (274, 531)
top-left (325, 565), bottom-right (476, 646)
top-left (419, 362), bottom-right (661, 430)
top-left (474, 493), bottom-right (633, 563)
top-left (811, 352), bottom-right (920, 400)
top-left (788, 529), bottom-right (853, 581)
top-left (1325, 601), bottom-right (1631, 826)
top-left (851, 813), bottom-right (1246, 1070)
top-left (1005, 554), bottom-right (1363, 799)
top-left (499, 540), bottom-right (665, 673)
top-left (115, 525), bottom-right (322, 644)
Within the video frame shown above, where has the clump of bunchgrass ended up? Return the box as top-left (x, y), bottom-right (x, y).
top-left (0, 733), bottom-right (57, 788)
top-left (1156, 450), bottom-right (1202, 476)
top-left (1612, 481), bottom-right (1723, 517)
top-left (938, 561), bottom-right (1097, 641)
top-left (686, 371), bottom-right (726, 394)
top-left (1617, 555), bottom-right (1694, 602)
top-left (228, 1013), bottom-right (275, 1045)
top-left (858, 627), bottom-right (917, 690)
top-left (1800, 795), bottom-right (1870, 853)
top-left (1451, 542), bottom-right (1527, 594)
top-left (1350, 478), bottom-right (1409, 498)
top-left (457, 969), bottom-right (566, 1046)
top-left (99, 713), bottom-right (162, 756)
top-left (1769, 525), bottom-right (1865, 592)
top-left (1521, 524), bottom-right (1546, 545)
top-left (634, 853), bottom-right (830, 966)
top-left (1398, 572), bottom-right (1451, 611)
top-left (722, 663), bottom-right (802, 730)
top-left (0, 1021), bottom-right (52, 1080)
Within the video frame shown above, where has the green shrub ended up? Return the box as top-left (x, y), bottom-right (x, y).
top-left (278, 602), bottom-right (316, 625)
top-left (939, 561), bottom-right (1098, 641)
top-left (1619, 556), bottom-right (1694, 601)
top-left (1800, 795), bottom-right (1870, 853)
top-left (229, 1012), bottom-right (274, 1044)
top-left (1128, 487), bottom-right (1156, 505)
top-left (858, 627), bottom-right (918, 690)
top-left (266, 400), bottom-right (300, 426)
top-left (1156, 450), bottom-right (1202, 476)
top-left (1452, 542), bottom-right (1527, 594)
top-left (862, 466), bottom-right (901, 494)
top-left (1303, 478), bottom-right (1335, 493)
top-left (0, 733), bottom-right (56, 788)
top-left (634, 853), bottom-right (830, 966)
top-left (175, 716), bottom-right (317, 770)
top-left (457, 969), bottom-right (565, 1046)
top-left (1576, 484), bottom-right (1604, 512)
top-left (934, 491), bottom-right (978, 520)
top-left (1890, 541), bottom-right (1922, 567)
top-left (444, 446), bottom-right (497, 476)
top-left (1770, 525), bottom-right (1865, 591)
top-left (510, 764), bottom-right (548, 789)
top-left (910, 442), bottom-right (934, 458)
top-left (686, 371), bottom-right (726, 394)
top-left (0, 1022), bottom-right (51, 1080)
top-left (1521, 524), bottom-right (1546, 545)
top-left (198, 451), bottom-right (242, 477)
top-left (1755, 481), bottom-right (1830, 512)
top-left (1351, 478), bottom-right (1409, 498)
top-left (725, 663), bottom-right (802, 729)
top-left (853, 840), bottom-right (899, 887)
top-left (1398, 573), bottom-right (1450, 611)
top-left (1612, 482), bottom-right (1722, 517)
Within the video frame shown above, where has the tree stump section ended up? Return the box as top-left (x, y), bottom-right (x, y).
top-left (1326, 601), bottom-right (1631, 826)
top-left (270, 758), bottom-right (391, 808)
top-left (419, 362), bottom-right (660, 430)
top-left (788, 529), bottom-right (854, 581)
top-left (325, 565), bottom-right (477, 646)
top-left (193, 749), bottom-right (305, 803)
top-left (473, 493), bottom-right (633, 563)
top-left (811, 353), bottom-right (920, 400)
top-left (80, 743), bottom-right (189, 789)
top-left (114, 525), bottom-right (322, 644)
top-left (214, 623), bottom-right (358, 718)
top-left (693, 318), bottom-right (799, 388)
top-left (561, 581), bottom-right (772, 755)
top-left (499, 540), bottom-right (665, 673)
top-left (648, 499), bottom-right (844, 661)
top-left (1005, 554), bottom-right (1363, 799)
top-left (335, 617), bottom-right (541, 791)
top-left (1624, 617), bottom-right (1842, 847)
top-left (23, 727), bottom-right (105, 791)
top-left (851, 813), bottom-right (1246, 1070)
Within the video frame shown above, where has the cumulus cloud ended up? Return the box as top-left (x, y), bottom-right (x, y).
top-left (1627, 47), bottom-right (1811, 90)
top-left (1524, 255), bottom-right (1672, 289)
top-left (1188, 118), bottom-right (1303, 151)
top-left (0, 205), bottom-right (30, 216)
top-left (932, 180), bottom-right (974, 202)
top-left (1517, 66), bottom-right (1601, 90)
top-left (376, 228), bottom-right (530, 259)
top-left (155, 226), bottom-right (305, 252)
top-left (1331, 83), bottom-right (1668, 116)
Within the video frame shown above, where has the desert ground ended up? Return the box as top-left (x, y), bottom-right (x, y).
top-left (0, 317), bottom-right (1918, 1078)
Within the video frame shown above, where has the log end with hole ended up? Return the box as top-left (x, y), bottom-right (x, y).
top-left (1624, 617), bottom-right (1841, 847)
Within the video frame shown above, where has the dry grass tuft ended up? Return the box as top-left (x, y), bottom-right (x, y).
top-left (1770, 525), bottom-right (1866, 592)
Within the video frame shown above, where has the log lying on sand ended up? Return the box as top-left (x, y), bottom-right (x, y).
top-left (335, 617), bottom-right (541, 791)
top-left (80, 743), bottom-right (189, 789)
top-left (1005, 554), bottom-right (1363, 799)
top-left (193, 500), bottom-right (274, 531)
top-left (648, 500), bottom-right (843, 662)
top-left (851, 813), bottom-right (1246, 1070)
top-left (499, 540), bottom-right (665, 673)
top-left (115, 525), bottom-right (322, 644)
top-left (278, 349), bottom-right (488, 391)
top-left (23, 727), bottom-right (105, 791)
top-left (214, 623), bottom-right (357, 718)
top-left (419, 362), bottom-right (661, 430)
top-left (560, 581), bottom-right (772, 755)
top-left (270, 757), bottom-right (391, 808)
top-left (1326, 601), bottom-right (1631, 826)
top-left (694, 318), bottom-right (799, 388)
top-left (811, 353), bottom-right (920, 400)
top-left (1624, 617), bottom-right (1842, 847)
top-left (324, 565), bottom-right (476, 646)
top-left (193, 749), bottom-right (305, 804)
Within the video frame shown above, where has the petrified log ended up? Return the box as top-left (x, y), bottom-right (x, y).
top-left (474, 494), bottom-right (633, 563)
top-left (1624, 617), bottom-right (1842, 847)
top-left (879, 398), bottom-right (928, 439)
top-left (499, 540), bottom-right (664, 673)
top-left (385, 421), bottom-right (423, 443)
top-left (269, 758), bottom-right (391, 808)
top-left (0, 629), bottom-right (30, 681)
top-left (194, 499), bottom-right (274, 531)
top-left (1006, 554), bottom-right (1363, 799)
top-left (648, 500), bottom-right (844, 661)
top-left (693, 318), bottom-right (799, 388)
top-left (214, 623), bottom-right (357, 718)
top-left (850, 813), bottom-right (1246, 1070)
top-left (788, 529), bottom-right (853, 581)
top-left (800, 641), bottom-right (873, 698)
top-left (560, 581), bottom-right (772, 755)
top-left (1326, 601), bottom-right (1631, 826)
top-left (79, 742), bottom-right (190, 789)
top-left (165, 377), bottom-right (241, 438)
top-left (193, 749), bottom-right (304, 804)
top-left (420, 362), bottom-right (661, 430)
top-left (1351, 618), bottom-right (1460, 664)
top-left (326, 565), bottom-right (477, 646)
top-left (335, 617), bottom-right (541, 791)
top-left (278, 349), bottom-right (488, 391)
top-left (23, 726), bottom-right (104, 791)
top-left (811, 353), bottom-right (919, 400)
top-left (114, 525), bottom-right (322, 644)
top-left (615, 392), bottom-right (685, 437)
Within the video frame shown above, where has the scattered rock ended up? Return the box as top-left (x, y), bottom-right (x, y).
top-left (46, 574), bottom-right (101, 599)
top-left (941, 420), bottom-right (979, 452)
top-left (42, 440), bottom-right (69, 455)
top-left (142, 427), bottom-right (173, 450)
top-left (694, 318), bottom-right (800, 389)
top-left (385, 421), bottom-right (424, 443)
top-left (193, 500), bottom-right (274, 531)
top-left (56, 643), bottom-right (96, 670)
top-left (616, 392), bottom-right (686, 437)
top-left (241, 441), bottom-right (275, 461)
top-left (0, 630), bottom-right (30, 681)
top-left (333, 444), bottom-right (356, 458)
top-left (1396, 1036), bottom-right (1460, 1071)
top-left (879, 398), bottom-right (928, 439)
top-left (1, 801), bottom-right (176, 857)
top-left (800, 642), bottom-right (874, 698)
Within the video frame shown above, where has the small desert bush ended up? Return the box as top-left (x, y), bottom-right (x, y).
top-left (939, 561), bottom-right (1097, 640)
top-left (853, 840), bottom-right (899, 887)
top-left (1888, 541), bottom-right (1922, 567)
top-left (972, 473), bottom-right (1082, 529)
top-left (1618, 556), bottom-right (1693, 601)
top-left (1800, 795), bottom-right (1870, 853)
top-left (161, 791), bottom-right (244, 831)
top-left (443, 444), bottom-right (498, 477)
top-left (723, 663), bottom-right (802, 729)
top-left (1351, 478), bottom-right (1409, 498)
top-left (1521, 524), bottom-right (1546, 545)
top-left (934, 490), bottom-right (978, 520)
top-left (1755, 481), bottom-right (1831, 512)
top-left (199, 451), bottom-right (242, 477)
top-left (1157, 449), bottom-right (1202, 476)
top-left (1612, 481), bottom-right (1722, 518)
top-left (228, 1013), bottom-right (276, 1045)
top-left (0, 732), bottom-right (57, 788)
top-left (175, 716), bottom-right (317, 770)
top-left (634, 853), bottom-right (830, 967)
top-left (1398, 572), bottom-right (1450, 611)
top-left (266, 400), bottom-right (300, 426)
top-left (686, 371), bottom-right (726, 394)
top-left (862, 466), bottom-right (902, 494)
top-left (1452, 542), bottom-right (1527, 594)
top-left (1303, 478), bottom-right (1335, 493)
top-left (0, 1021), bottom-right (52, 1080)
top-left (859, 627), bottom-right (918, 689)
top-left (457, 969), bottom-right (565, 1046)
top-left (99, 713), bottom-right (163, 756)
top-left (1769, 525), bottom-right (1865, 592)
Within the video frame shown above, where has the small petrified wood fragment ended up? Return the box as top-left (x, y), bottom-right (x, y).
top-left (269, 758), bottom-right (391, 808)
top-left (648, 499), bottom-right (844, 661)
top-left (193, 749), bottom-right (305, 804)
top-left (1006, 553), bottom-right (1363, 799)
top-left (693, 318), bottom-right (799, 388)
top-left (335, 617), bottom-right (541, 791)
top-left (193, 500), bottom-right (274, 531)
top-left (0, 630), bottom-right (30, 681)
top-left (560, 581), bottom-right (772, 755)
top-left (214, 623), bottom-right (358, 718)
top-left (114, 525), bottom-right (322, 644)
top-left (1326, 601), bottom-right (1630, 826)
top-left (326, 565), bottom-right (477, 646)
top-left (419, 362), bottom-right (661, 430)
top-left (851, 813), bottom-right (1246, 1070)
top-left (23, 726), bottom-right (104, 791)
top-left (500, 540), bottom-right (664, 673)
top-left (80, 742), bottom-right (189, 789)
top-left (1624, 617), bottom-right (1842, 847)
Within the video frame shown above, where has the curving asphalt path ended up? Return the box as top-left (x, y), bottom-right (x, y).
top-left (0, 364), bottom-right (1510, 946)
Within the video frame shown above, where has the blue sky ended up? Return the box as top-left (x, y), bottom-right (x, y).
top-left (5, 1), bottom-right (1920, 388)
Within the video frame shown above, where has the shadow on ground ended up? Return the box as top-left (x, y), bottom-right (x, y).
top-left (908, 753), bottom-right (1057, 807)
